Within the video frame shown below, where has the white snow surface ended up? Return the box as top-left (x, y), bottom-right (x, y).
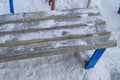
top-left (0, 0), bottom-right (120, 80)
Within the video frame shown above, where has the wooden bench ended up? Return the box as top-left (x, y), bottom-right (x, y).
top-left (0, 7), bottom-right (117, 69)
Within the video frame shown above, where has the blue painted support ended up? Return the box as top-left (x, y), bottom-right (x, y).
top-left (9, 0), bottom-right (14, 14)
top-left (85, 48), bottom-right (106, 69)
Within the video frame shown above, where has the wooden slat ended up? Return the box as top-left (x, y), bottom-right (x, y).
top-left (0, 21), bottom-right (106, 35)
top-left (0, 7), bottom-right (100, 25)
top-left (0, 13), bottom-right (100, 25)
top-left (0, 40), bottom-right (117, 62)
top-left (0, 32), bottom-right (111, 47)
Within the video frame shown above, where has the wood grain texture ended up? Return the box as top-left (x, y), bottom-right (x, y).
top-left (0, 7), bottom-right (100, 25)
top-left (0, 32), bottom-right (111, 47)
top-left (0, 40), bottom-right (117, 62)
top-left (0, 21), bottom-right (106, 35)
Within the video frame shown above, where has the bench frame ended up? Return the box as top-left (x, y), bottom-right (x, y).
top-left (9, 0), bottom-right (14, 14)
top-left (85, 48), bottom-right (106, 69)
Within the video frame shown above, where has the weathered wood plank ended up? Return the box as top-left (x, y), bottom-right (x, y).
top-left (0, 25), bottom-right (107, 44)
top-left (0, 21), bottom-right (106, 35)
top-left (0, 13), bottom-right (100, 25)
top-left (0, 33), bottom-right (112, 54)
top-left (0, 7), bottom-right (100, 25)
top-left (0, 32), bottom-right (111, 47)
top-left (0, 15), bottom-right (104, 32)
top-left (0, 40), bottom-right (117, 62)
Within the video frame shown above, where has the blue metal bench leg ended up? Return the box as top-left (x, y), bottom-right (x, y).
top-left (85, 48), bottom-right (106, 69)
top-left (9, 0), bottom-right (14, 14)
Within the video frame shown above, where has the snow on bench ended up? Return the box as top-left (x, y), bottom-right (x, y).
top-left (0, 7), bottom-right (99, 25)
top-left (0, 7), bottom-right (117, 69)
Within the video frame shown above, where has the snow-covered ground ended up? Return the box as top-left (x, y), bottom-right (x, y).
top-left (86, 0), bottom-right (120, 80)
top-left (0, 0), bottom-right (120, 80)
